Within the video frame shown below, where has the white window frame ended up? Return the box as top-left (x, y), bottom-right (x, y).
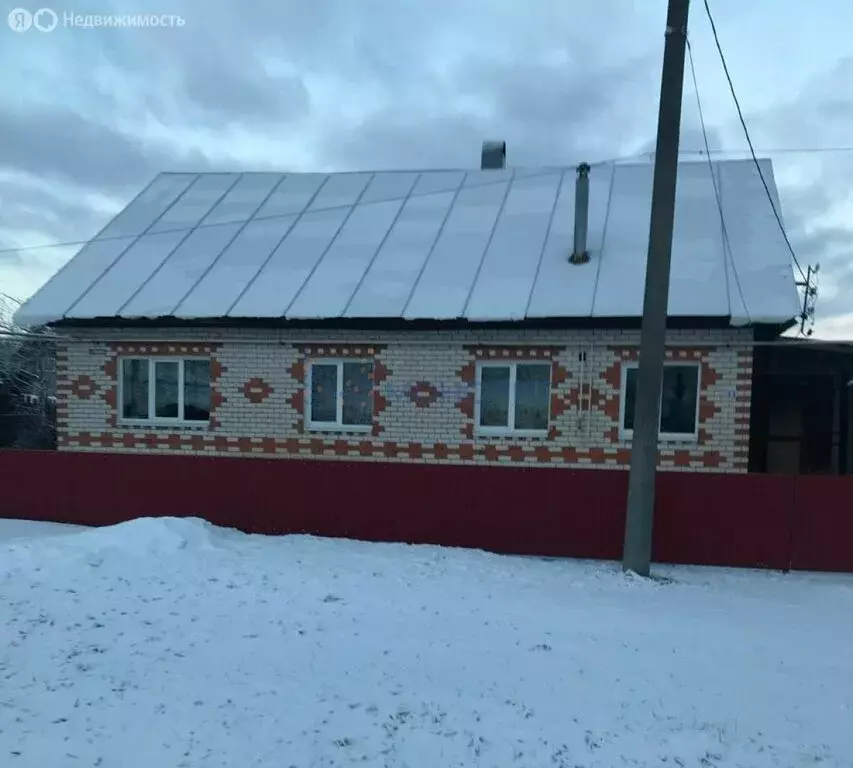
top-left (474, 361), bottom-right (551, 437)
top-left (618, 361), bottom-right (701, 442)
top-left (117, 356), bottom-right (211, 426)
top-left (305, 359), bottom-right (374, 432)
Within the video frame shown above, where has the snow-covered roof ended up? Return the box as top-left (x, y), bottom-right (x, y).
top-left (15, 159), bottom-right (801, 328)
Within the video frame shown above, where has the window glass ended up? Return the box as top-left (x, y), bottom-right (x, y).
top-left (121, 358), bottom-right (149, 419)
top-left (660, 365), bottom-right (699, 434)
top-left (623, 365), bottom-right (699, 435)
top-left (342, 362), bottom-right (373, 426)
top-left (183, 359), bottom-right (211, 421)
top-left (154, 360), bottom-right (179, 418)
top-left (479, 366), bottom-right (510, 427)
top-left (623, 367), bottom-right (639, 431)
top-left (515, 364), bottom-right (550, 430)
top-left (311, 364), bottom-right (338, 423)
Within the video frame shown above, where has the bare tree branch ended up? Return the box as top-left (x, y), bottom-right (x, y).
top-left (0, 296), bottom-right (57, 449)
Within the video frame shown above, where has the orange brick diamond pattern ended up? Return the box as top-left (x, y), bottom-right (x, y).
top-left (70, 375), bottom-right (98, 399)
top-left (242, 377), bottom-right (273, 404)
top-left (408, 381), bottom-right (441, 408)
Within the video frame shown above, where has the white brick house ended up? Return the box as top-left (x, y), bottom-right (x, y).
top-left (15, 153), bottom-right (801, 473)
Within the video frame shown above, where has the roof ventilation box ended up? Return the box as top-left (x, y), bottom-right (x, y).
top-left (481, 140), bottom-right (506, 169)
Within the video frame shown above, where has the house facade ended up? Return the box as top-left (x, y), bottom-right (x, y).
top-left (53, 325), bottom-right (753, 471)
top-left (16, 149), bottom-right (801, 473)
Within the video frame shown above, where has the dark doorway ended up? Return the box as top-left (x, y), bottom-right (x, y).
top-left (751, 371), bottom-right (845, 474)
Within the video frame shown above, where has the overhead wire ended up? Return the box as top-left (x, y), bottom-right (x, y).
top-left (685, 36), bottom-right (750, 324)
top-left (679, 146), bottom-right (853, 156)
top-left (702, 0), bottom-right (807, 282)
top-left (2, 141), bottom-right (851, 259)
top-left (0, 158), bottom-right (632, 258)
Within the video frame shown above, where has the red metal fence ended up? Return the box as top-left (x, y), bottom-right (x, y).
top-left (1, 449), bottom-right (851, 572)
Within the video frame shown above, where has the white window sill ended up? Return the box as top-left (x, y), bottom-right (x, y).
top-left (475, 428), bottom-right (549, 439)
top-left (620, 430), bottom-right (699, 443)
top-left (306, 422), bottom-right (373, 433)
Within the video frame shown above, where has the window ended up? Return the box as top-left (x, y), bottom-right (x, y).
top-left (621, 363), bottom-right (700, 439)
top-left (119, 358), bottom-right (211, 423)
top-left (307, 360), bottom-right (373, 430)
top-left (475, 362), bottom-right (551, 435)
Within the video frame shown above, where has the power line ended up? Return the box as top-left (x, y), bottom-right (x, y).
top-left (598, 147), bottom-right (853, 165)
top-left (685, 36), bottom-right (750, 324)
top-left (702, 0), bottom-right (807, 282)
top-left (0, 158), bottom-right (634, 258)
top-left (680, 146), bottom-right (853, 156)
top-left (3, 142), bottom-right (850, 259)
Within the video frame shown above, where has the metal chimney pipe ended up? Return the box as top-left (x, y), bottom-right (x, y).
top-left (481, 140), bottom-right (506, 169)
top-left (570, 162), bottom-right (591, 264)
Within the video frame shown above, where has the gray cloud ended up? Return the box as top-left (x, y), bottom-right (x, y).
top-left (745, 58), bottom-right (853, 327)
top-left (317, 51), bottom-right (660, 170)
top-left (636, 125), bottom-right (725, 158)
top-left (0, 106), bottom-right (227, 194)
top-left (750, 56), bottom-right (853, 148)
top-left (0, 175), bottom-right (115, 270)
top-left (178, 45), bottom-right (311, 124)
top-left (790, 223), bottom-right (853, 318)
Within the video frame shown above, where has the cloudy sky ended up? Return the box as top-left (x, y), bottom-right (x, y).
top-left (1, 0), bottom-right (851, 337)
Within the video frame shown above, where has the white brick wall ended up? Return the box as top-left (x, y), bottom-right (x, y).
top-left (55, 325), bottom-right (754, 472)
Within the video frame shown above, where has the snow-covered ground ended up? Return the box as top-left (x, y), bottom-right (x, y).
top-left (1, 518), bottom-right (852, 767)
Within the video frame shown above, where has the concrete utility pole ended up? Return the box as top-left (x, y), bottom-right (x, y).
top-left (622, 0), bottom-right (691, 577)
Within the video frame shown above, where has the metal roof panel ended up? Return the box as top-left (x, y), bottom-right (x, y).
top-left (15, 161), bottom-right (802, 327)
top-left (719, 160), bottom-right (801, 324)
top-left (464, 172), bottom-right (563, 321)
top-left (119, 222), bottom-right (244, 318)
top-left (94, 174), bottom-right (197, 241)
top-left (343, 189), bottom-right (458, 318)
top-left (286, 198), bottom-right (406, 319)
top-left (403, 176), bottom-right (510, 319)
top-left (255, 173), bottom-right (326, 219)
top-left (228, 207), bottom-right (349, 318)
top-left (13, 236), bottom-right (136, 325)
top-left (65, 230), bottom-right (188, 319)
top-left (526, 166), bottom-right (613, 318)
top-left (147, 173), bottom-right (240, 235)
top-left (174, 215), bottom-right (298, 319)
top-left (667, 161), bottom-right (729, 316)
top-left (201, 173), bottom-right (284, 226)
